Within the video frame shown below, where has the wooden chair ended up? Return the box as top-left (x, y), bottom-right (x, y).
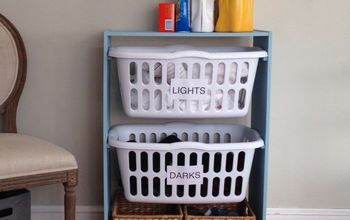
top-left (0, 13), bottom-right (78, 220)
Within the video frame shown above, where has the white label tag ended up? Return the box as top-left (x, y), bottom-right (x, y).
top-left (166, 165), bottom-right (203, 185)
top-left (170, 79), bottom-right (208, 100)
top-left (165, 19), bottom-right (173, 31)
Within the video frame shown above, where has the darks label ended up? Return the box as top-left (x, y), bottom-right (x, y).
top-left (170, 79), bottom-right (208, 100)
top-left (166, 165), bottom-right (203, 185)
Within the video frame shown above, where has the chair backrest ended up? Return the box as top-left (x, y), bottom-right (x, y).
top-left (0, 14), bottom-right (26, 133)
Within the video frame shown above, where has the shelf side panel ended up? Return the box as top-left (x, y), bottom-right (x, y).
top-left (103, 33), bottom-right (111, 220)
top-left (250, 33), bottom-right (272, 220)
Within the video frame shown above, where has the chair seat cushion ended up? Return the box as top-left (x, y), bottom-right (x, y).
top-left (0, 133), bottom-right (78, 179)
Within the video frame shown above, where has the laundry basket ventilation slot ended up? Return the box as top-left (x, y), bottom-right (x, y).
top-left (127, 151), bottom-right (246, 199)
top-left (109, 46), bottom-right (267, 118)
top-left (108, 123), bottom-right (264, 203)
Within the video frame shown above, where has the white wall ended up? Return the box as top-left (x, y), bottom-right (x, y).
top-left (255, 0), bottom-right (350, 208)
top-left (0, 0), bottom-right (349, 208)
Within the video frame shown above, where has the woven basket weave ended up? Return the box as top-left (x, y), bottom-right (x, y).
top-left (183, 201), bottom-right (255, 220)
top-left (112, 194), bottom-right (183, 220)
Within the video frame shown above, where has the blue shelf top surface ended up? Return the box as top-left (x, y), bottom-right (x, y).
top-left (104, 30), bottom-right (270, 38)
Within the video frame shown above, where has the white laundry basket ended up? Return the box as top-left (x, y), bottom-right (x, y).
top-left (108, 122), bottom-right (264, 203)
top-left (108, 46), bottom-right (267, 118)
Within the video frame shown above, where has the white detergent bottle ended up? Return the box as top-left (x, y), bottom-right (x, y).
top-left (191, 0), bottom-right (215, 32)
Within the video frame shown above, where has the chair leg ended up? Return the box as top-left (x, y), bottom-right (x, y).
top-left (64, 170), bottom-right (78, 220)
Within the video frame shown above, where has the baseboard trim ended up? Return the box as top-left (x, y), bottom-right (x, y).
top-left (31, 206), bottom-right (350, 220)
top-left (31, 206), bottom-right (103, 220)
top-left (267, 208), bottom-right (350, 220)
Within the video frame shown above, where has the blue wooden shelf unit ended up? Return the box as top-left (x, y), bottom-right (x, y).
top-left (103, 31), bottom-right (272, 220)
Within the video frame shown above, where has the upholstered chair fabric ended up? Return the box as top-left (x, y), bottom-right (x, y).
top-left (0, 22), bottom-right (18, 106)
top-left (0, 133), bottom-right (78, 179)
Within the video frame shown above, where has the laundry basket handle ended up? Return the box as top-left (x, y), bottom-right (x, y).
top-left (111, 139), bottom-right (264, 151)
top-left (171, 50), bottom-right (212, 59)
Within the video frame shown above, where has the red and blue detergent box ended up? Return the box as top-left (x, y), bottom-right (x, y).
top-left (159, 3), bottom-right (175, 32)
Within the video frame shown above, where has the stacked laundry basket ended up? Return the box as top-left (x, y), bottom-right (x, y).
top-left (108, 45), bottom-right (267, 219)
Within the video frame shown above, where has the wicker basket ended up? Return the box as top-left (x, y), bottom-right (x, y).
top-left (183, 201), bottom-right (255, 220)
top-left (112, 194), bottom-right (183, 220)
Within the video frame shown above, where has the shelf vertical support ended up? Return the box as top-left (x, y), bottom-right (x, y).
top-left (250, 33), bottom-right (272, 220)
top-left (103, 32), bottom-right (111, 220)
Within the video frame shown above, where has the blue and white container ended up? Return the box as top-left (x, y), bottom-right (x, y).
top-left (176, 0), bottom-right (191, 32)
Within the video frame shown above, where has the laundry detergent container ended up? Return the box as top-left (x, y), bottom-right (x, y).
top-left (108, 122), bottom-right (264, 203)
top-left (108, 45), bottom-right (267, 118)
